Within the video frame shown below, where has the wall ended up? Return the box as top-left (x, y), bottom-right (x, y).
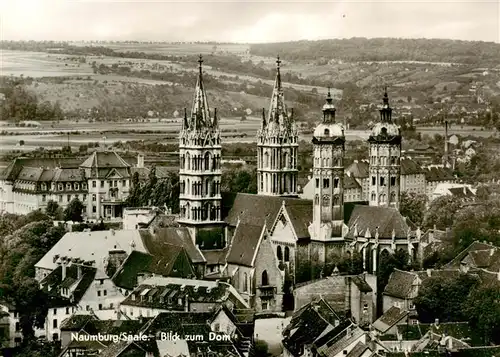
top-left (382, 295), bottom-right (407, 314)
top-left (210, 310), bottom-right (238, 336)
top-left (45, 305), bottom-right (77, 341)
top-left (294, 276), bottom-right (348, 314)
top-left (79, 277), bottom-right (125, 314)
top-left (253, 233), bottom-right (284, 312)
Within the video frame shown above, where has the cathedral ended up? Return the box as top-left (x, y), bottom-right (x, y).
top-left (174, 56), bottom-right (421, 309)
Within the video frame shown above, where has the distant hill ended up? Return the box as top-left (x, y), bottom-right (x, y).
top-left (250, 38), bottom-right (500, 66)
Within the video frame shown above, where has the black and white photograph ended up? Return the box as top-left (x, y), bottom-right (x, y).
top-left (0, 0), bottom-right (499, 356)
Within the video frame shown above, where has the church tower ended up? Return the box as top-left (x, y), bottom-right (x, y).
top-left (178, 55), bottom-right (223, 236)
top-left (367, 89), bottom-right (401, 209)
top-left (305, 89), bottom-right (349, 279)
top-left (257, 56), bottom-right (299, 197)
top-left (309, 89), bottom-right (347, 242)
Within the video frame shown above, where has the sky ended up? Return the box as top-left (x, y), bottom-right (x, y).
top-left (0, 0), bottom-right (499, 43)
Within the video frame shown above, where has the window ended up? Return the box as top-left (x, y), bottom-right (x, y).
top-left (92, 181), bottom-right (96, 188)
top-left (42, 195), bottom-right (46, 202)
top-left (380, 177), bottom-right (385, 186)
top-left (122, 180), bottom-right (126, 187)
top-left (100, 279), bottom-right (104, 285)
top-left (66, 307), bottom-right (70, 315)
top-left (92, 206), bottom-right (96, 213)
top-left (315, 178), bottom-right (319, 188)
top-left (58, 184), bottom-right (63, 191)
top-left (100, 181), bottom-right (104, 188)
top-left (363, 303), bottom-right (368, 312)
top-left (103, 290), bottom-right (107, 296)
top-left (53, 319), bottom-right (57, 328)
top-left (262, 302), bottom-right (268, 310)
top-left (75, 183), bottom-right (79, 190)
top-left (277, 246), bottom-right (283, 261)
top-left (86, 305), bottom-right (90, 311)
top-left (261, 270), bottom-right (268, 286)
top-left (110, 303), bottom-right (113, 309)
top-left (333, 178), bottom-right (339, 188)
top-left (67, 195), bottom-right (71, 202)
top-left (323, 178), bottom-right (330, 188)
top-left (390, 177), bottom-right (396, 186)
top-left (372, 176), bottom-right (376, 185)
top-left (243, 273), bottom-right (248, 292)
top-left (97, 291), bottom-right (101, 297)
top-left (52, 333), bottom-right (58, 341)
top-left (92, 194), bottom-right (96, 201)
top-left (214, 323), bottom-right (220, 332)
top-left (58, 195), bottom-right (63, 203)
top-left (284, 247), bottom-right (290, 262)
top-left (98, 304), bottom-right (102, 310)
top-left (53, 309), bottom-right (57, 315)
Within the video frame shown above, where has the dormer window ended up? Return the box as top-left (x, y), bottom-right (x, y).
top-left (324, 128), bottom-right (330, 136)
top-left (41, 183), bottom-right (46, 190)
top-left (131, 294), bottom-right (136, 301)
top-left (58, 184), bottom-right (63, 191)
top-left (66, 183), bottom-right (71, 190)
top-left (75, 183), bottom-right (79, 190)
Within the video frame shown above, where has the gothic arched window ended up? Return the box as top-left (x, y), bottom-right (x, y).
top-left (390, 192), bottom-right (396, 202)
top-left (314, 194), bottom-right (319, 205)
top-left (243, 273), bottom-right (248, 292)
top-left (284, 247), bottom-right (290, 262)
top-left (277, 246), bottom-right (283, 261)
top-left (371, 192), bottom-right (376, 201)
top-left (261, 270), bottom-right (268, 286)
top-left (204, 152), bottom-right (211, 171)
top-left (322, 194), bottom-right (330, 206)
top-left (264, 152), bottom-right (269, 167)
top-left (333, 195), bottom-right (340, 206)
top-left (186, 153), bottom-right (191, 170)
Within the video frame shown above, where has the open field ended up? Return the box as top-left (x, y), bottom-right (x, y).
top-left (1, 50), bottom-right (94, 77)
top-left (71, 42), bottom-right (251, 55)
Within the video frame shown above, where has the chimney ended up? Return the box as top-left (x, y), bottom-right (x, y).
top-left (137, 154), bottom-right (144, 168)
top-left (435, 318), bottom-right (439, 326)
top-left (61, 258), bottom-right (67, 281)
top-left (77, 264), bottom-right (82, 279)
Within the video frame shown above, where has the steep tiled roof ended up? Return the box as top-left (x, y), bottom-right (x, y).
top-left (351, 275), bottom-right (372, 293)
top-left (140, 227), bottom-right (205, 264)
top-left (285, 200), bottom-right (313, 239)
top-left (226, 223), bottom-right (264, 267)
top-left (111, 249), bottom-right (196, 290)
top-left (372, 306), bottom-right (409, 333)
top-left (283, 299), bottom-right (345, 356)
top-left (401, 157), bottom-right (424, 175)
top-left (424, 167), bottom-right (455, 182)
top-left (223, 192), bottom-right (308, 227)
top-left (384, 269), bottom-right (418, 299)
top-left (17, 167), bottom-right (44, 181)
top-left (346, 160), bottom-right (370, 178)
top-left (52, 168), bottom-right (85, 182)
top-left (40, 265), bottom-right (97, 305)
top-left (347, 205), bottom-right (415, 239)
top-left (344, 173), bottom-right (362, 189)
top-left (315, 324), bottom-right (365, 357)
top-left (80, 151), bottom-right (131, 169)
top-left (445, 241), bottom-right (497, 268)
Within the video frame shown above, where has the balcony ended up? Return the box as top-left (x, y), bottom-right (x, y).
top-left (258, 285), bottom-right (276, 298)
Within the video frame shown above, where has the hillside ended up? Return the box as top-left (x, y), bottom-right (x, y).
top-left (250, 38), bottom-right (500, 66)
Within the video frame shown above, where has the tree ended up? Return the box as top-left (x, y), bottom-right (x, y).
top-left (466, 285), bottom-right (500, 344)
top-left (63, 198), bottom-right (84, 222)
top-left (414, 274), bottom-right (479, 323)
top-left (400, 192), bottom-right (427, 226)
top-left (422, 195), bottom-right (462, 230)
top-left (45, 200), bottom-right (60, 218)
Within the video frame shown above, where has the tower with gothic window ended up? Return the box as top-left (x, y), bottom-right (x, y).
top-left (257, 56), bottom-right (298, 197)
top-left (367, 89), bottom-right (401, 209)
top-left (308, 89), bottom-right (347, 242)
top-left (178, 55), bottom-right (223, 237)
top-left (305, 89), bottom-right (349, 278)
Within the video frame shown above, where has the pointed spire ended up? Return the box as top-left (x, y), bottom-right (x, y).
top-left (379, 86), bottom-right (392, 122)
top-left (267, 55), bottom-right (288, 125)
top-left (322, 87), bottom-right (336, 123)
top-left (183, 108), bottom-right (188, 129)
top-left (190, 54), bottom-right (213, 130)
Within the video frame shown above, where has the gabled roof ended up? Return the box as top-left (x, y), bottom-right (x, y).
top-left (384, 269), bottom-right (419, 299)
top-left (314, 324), bottom-right (365, 357)
top-left (448, 187), bottom-right (475, 198)
top-left (346, 160), bottom-right (369, 178)
top-left (347, 205), bottom-right (415, 239)
top-left (424, 166), bottom-right (455, 182)
top-left (344, 173), bottom-right (362, 189)
top-left (139, 227), bottom-right (206, 264)
top-left (283, 299), bottom-right (345, 356)
top-left (226, 223), bottom-right (264, 267)
top-left (80, 151), bottom-right (131, 169)
top-left (401, 157), bottom-right (425, 175)
top-left (372, 306), bottom-right (409, 333)
top-left (346, 341), bottom-right (370, 357)
top-left (111, 249), bottom-right (196, 290)
top-left (40, 265), bottom-right (97, 305)
top-left (445, 241), bottom-right (497, 268)
top-left (53, 168), bottom-right (85, 182)
top-left (277, 199), bottom-right (313, 239)
top-left (35, 229), bottom-right (147, 271)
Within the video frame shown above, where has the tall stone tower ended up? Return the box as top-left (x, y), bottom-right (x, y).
top-left (305, 89), bottom-right (349, 279)
top-left (178, 55), bottom-right (223, 239)
top-left (367, 89), bottom-right (401, 209)
top-left (257, 56), bottom-right (298, 197)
